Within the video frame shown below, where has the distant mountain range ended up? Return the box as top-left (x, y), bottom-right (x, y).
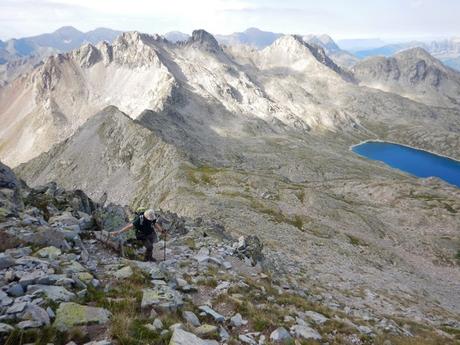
top-left (1, 27), bottom-right (460, 87)
top-left (0, 26), bottom-right (121, 60)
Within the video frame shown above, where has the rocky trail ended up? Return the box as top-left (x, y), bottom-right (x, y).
top-left (1, 161), bottom-right (460, 345)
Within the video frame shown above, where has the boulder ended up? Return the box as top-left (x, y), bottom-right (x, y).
top-left (270, 327), bottom-right (292, 343)
top-left (93, 203), bottom-right (128, 231)
top-left (0, 323), bottom-right (14, 334)
top-left (198, 305), bottom-right (225, 322)
top-left (53, 302), bottom-right (111, 331)
top-left (113, 266), bottom-right (133, 279)
top-left (49, 213), bottom-right (80, 228)
top-left (183, 310), bottom-right (201, 327)
top-left (169, 328), bottom-right (218, 345)
top-left (7, 283), bottom-right (24, 297)
top-left (0, 253), bottom-right (16, 269)
top-left (302, 310), bottom-right (328, 325)
top-left (21, 304), bottom-right (50, 326)
top-left (194, 324), bottom-right (218, 337)
top-left (290, 324), bottom-right (322, 340)
top-left (141, 286), bottom-right (183, 311)
top-left (28, 285), bottom-right (75, 302)
top-left (230, 313), bottom-right (247, 327)
top-left (36, 246), bottom-right (62, 260)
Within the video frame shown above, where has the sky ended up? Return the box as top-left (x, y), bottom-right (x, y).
top-left (0, 0), bottom-right (459, 41)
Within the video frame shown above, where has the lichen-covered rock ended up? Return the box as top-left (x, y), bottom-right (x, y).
top-left (53, 302), bottom-right (111, 331)
top-left (93, 203), bottom-right (128, 231)
top-left (194, 324), bottom-right (218, 337)
top-left (141, 286), bottom-right (183, 311)
top-left (36, 246), bottom-right (62, 260)
top-left (112, 266), bottom-right (133, 279)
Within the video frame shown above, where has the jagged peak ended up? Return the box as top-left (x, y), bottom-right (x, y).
top-left (264, 35), bottom-right (354, 82)
top-left (70, 43), bottom-right (102, 68)
top-left (113, 31), bottom-right (166, 48)
top-left (186, 29), bottom-right (222, 53)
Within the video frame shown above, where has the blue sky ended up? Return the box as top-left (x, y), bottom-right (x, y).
top-left (0, 0), bottom-right (459, 40)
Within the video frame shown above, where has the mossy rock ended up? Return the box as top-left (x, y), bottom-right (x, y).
top-left (53, 302), bottom-right (111, 331)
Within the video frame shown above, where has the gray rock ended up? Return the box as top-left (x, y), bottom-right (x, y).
top-left (0, 323), bottom-right (14, 333)
top-left (358, 325), bottom-right (373, 335)
top-left (27, 285), bottom-right (75, 302)
top-left (6, 301), bottom-right (27, 314)
top-left (152, 318), bottom-right (164, 330)
top-left (0, 253), bottom-right (16, 269)
top-left (49, 213), bottom-right (80, 227)
top-left (141, 286), bottom-right (183, 311)
top-left (238, 334), bottom-right (257, 344)
top-left (183, 310), bottom-right (201, 327)
top-left (17, 320), bottom-right (42, 329)
top-left (198, 305), bottom-right (225, 322)
top-left (47, 306), bottom-right (55, 319)
top-left (270, 327), bottom-right (293, 343)
top-left (93, 203), bottom-right (128, 231)
top-left (0, 290), bottom-right (13, 306)
top-left (219, 326), bottom-right (230, 340)
top-left (230, 313), bottom-right (247, 327)
top-left (21, 304), bottom-right (50, 326)
top-left (7, 283), bottom-right (24, 297)
top-left (290, 324), bottom-right (322, 340)
top-left (302, 310), bottom-right (328, 324)
top-left (19, 271), bottom-right (46, 287)
top-left (170, 328), bottom-right (218, 345)
top-left (222, 261), bottom-right (232, 270)
top-left (112, 266), bottom-right (133, 279)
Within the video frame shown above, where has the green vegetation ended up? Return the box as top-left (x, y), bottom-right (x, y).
top-left (346, 234), bottom-right (369, 247)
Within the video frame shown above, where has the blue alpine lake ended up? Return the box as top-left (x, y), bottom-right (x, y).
top-left (352, 141), bottom-right (460, 188)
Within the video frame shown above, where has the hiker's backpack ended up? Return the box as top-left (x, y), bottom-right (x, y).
top-left (133, 207), bottom-right (147, 235)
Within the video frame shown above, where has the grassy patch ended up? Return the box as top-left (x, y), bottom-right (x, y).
top-left (250, 199), bottom-right (305, 230)
top-left (346, 234), bottom-right (368, 247)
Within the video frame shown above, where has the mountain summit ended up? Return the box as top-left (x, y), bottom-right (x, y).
top-left (353, 47), bottom-right (460, 107)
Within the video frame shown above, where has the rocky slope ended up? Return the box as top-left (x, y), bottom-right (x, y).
top-left (1, 162), bottom-right (459, 345)
top-left (3, 30), bottom-right (460, 337)
top-left (353, 47), bottom-right (460, 108)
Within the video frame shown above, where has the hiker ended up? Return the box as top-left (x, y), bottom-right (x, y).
top-left (111, 209), bottom-right (165, 262)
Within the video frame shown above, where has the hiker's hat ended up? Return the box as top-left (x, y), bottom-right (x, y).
top-left (144, 209), bottom-right (156, 221)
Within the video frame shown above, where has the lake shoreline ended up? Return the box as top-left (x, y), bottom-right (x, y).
top-left (350, 139), bottom-right (460, 164)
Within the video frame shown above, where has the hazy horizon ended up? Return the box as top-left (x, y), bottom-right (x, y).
top-left (1, 0), bottom-right (459, 41)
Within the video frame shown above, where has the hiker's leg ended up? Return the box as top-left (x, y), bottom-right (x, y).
top-left (143, 235), bottom-right (154, 262)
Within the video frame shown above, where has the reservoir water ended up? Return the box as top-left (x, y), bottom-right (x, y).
top-left (352, 141), bottom-right (460, 188)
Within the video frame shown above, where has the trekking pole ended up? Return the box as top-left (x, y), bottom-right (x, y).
top-left (163, 230), bottom-right (167, 261)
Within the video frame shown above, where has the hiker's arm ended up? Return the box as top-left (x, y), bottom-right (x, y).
top-left (112, 223), bottom-right (133, 236)
top-left (154, 223), bottom-right (165, 233)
